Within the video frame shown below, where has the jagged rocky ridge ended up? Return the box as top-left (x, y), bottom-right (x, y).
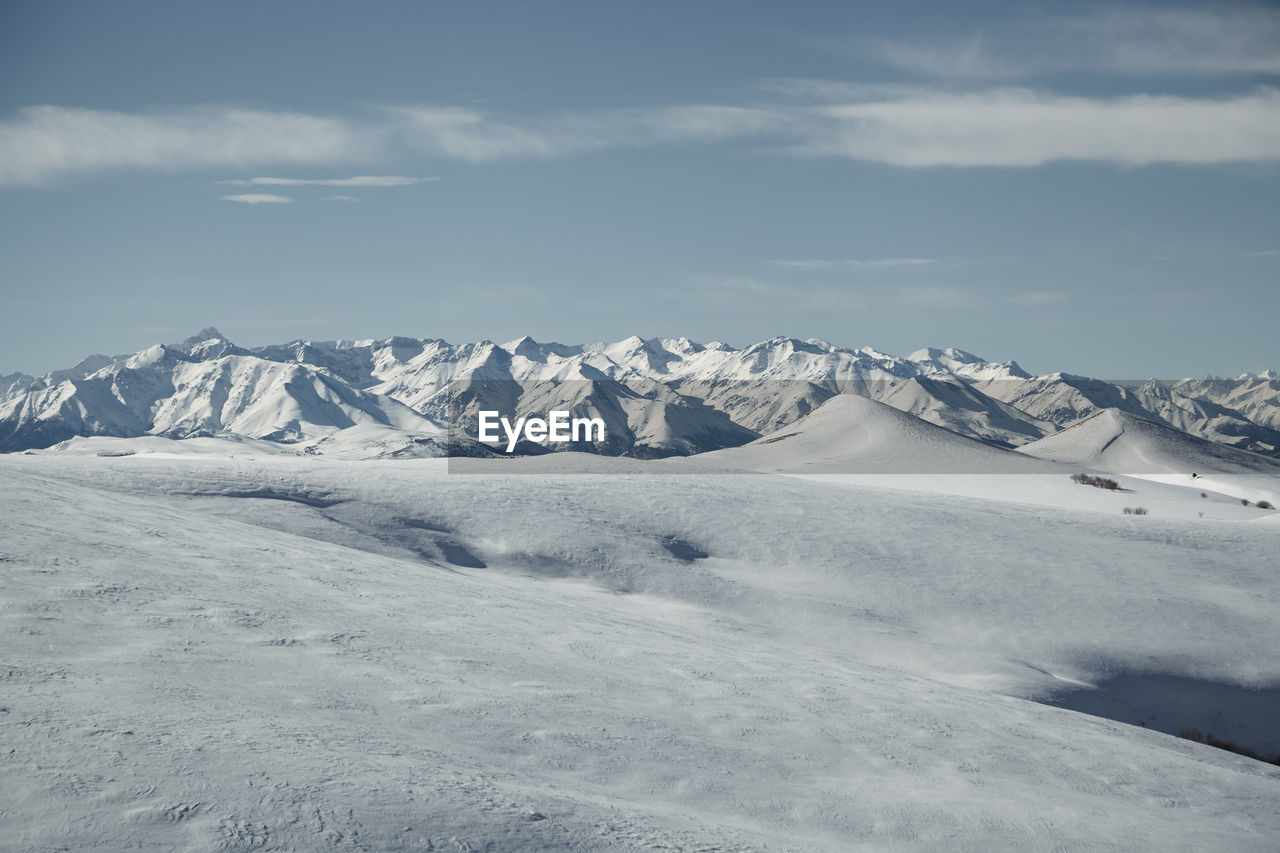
top-left (2, 327), bottom-right (1279, 458)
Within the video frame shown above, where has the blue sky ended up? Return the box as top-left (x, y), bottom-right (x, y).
top-left (1, 0), bottom-right (1277, 377)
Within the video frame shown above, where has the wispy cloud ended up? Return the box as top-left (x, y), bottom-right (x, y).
top-left (3, 86), bottom-right (1279, 187)
top-left (847, 257), bottom-right (935, 269)
top-left (799, 88), bottom-right (1280, 167)
top-left (1107, 289), bottom-right (1205, 305)
top-left (392, 104), bottom-right (784, 163)
top-left (769, 258), bottom-right (936, 270)
top-left (759, 79), bottom-right (928, 102)
top-left (1052, 6), bottom-right (1280, 75)
top-left (220, 193), bottom-right (292, 205)
top-left (0, 106), bottom-right (370, 187)
top-left (220, 175), bottom-right (437, 187)
top-left (323, 195), bottom-right (359, 202)
top-left (865, 33), bottom-right (1017, 81)
top-left (1244, 249), bottom-right (1280, 257)
top-left (1009, 291), bottom-right (1067, 306)
top-left (860, 5), bottom-right (1280, 79)
top-left (767, 259), bottom-right (837, 271)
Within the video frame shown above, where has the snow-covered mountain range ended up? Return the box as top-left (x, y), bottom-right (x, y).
top-left (3, 327), bottom-right (1279, 460)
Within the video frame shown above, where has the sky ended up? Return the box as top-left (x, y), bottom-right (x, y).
top-left (1, 0), bottom-right (1277, 378)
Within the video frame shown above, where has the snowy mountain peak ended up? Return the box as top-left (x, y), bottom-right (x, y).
top-left (658, 336), bottom-right (704, 356)
top-left (187, 326), bottom-right (227, 344)
top-left (172, 327), bottom-right (229, 351)
top-left (498, 336), bottom-right (586, 363)
top-left (907, 346), bottom-right (944, 362)
top-left (1138, 377), bottom-right (1166, 394)
top-left (169, 327), bottom-right (250, 362)
top-left (501, 334), bottom-right (542, 358)
top-left (908, 346), bottom-right (1031, 381)
top-left (125, 344), bottom-right (179, 370)
top-left (0, 371), bottom-right (35, 403)
top-left (751, 336), bottom-right (828, 354)
top-left (909, 346), bottom-right (984, 364)
top-left (1004, 360), bottom-right (1029, 377)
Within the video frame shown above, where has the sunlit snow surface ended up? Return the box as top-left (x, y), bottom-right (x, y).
top-left (2, 446), bottom-right (1278, 851)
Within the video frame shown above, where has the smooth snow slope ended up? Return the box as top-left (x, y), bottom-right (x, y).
top-left (1018, 409), bottom-right (1280, 475)
top-left (699, 393), bottom-right (1058, 474)
top-left (3, 452), bottom-right (1278, 851)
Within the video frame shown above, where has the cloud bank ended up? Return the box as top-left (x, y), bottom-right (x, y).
top-left (220, 193), bottom-right (292, 205)
top-left (770, 258), bottom-right (937, 270)
top-left (221, 175), bottom-right (437, 187)
top-left (803, 88), bottom-right (1280, 167)
top-left (2, 87), bottom-right (1278, 187)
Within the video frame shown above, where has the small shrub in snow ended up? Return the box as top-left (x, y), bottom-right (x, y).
top-left (1200, 492), bottom-right (1207, 498)
top-left (1257, 500), bottom-right (1275, 510)
top-left (1123, 507), bottom-right (1148, 516)
top-left (1071, 473), bottom-right (1119, 491)
top-left (1242, 498), bottom-right (1250, 506)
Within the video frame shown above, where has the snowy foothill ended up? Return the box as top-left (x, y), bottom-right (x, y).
top-left (695, 394), bottom-right (1058, 474)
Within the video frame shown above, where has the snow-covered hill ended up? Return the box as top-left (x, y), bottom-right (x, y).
top-left (4, 328), bottom-right (1279, 460)
top-left (1017, 409), bottom-right (1280, 476)
top-left (1015, 408), bottom-right (1280, 509)
top-left (973, 373), bottom-right (1280, 455)
top-left (3, 448), bottom-right (1278, 850)
top-left (700, 393), bottom-right (1056, 474)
